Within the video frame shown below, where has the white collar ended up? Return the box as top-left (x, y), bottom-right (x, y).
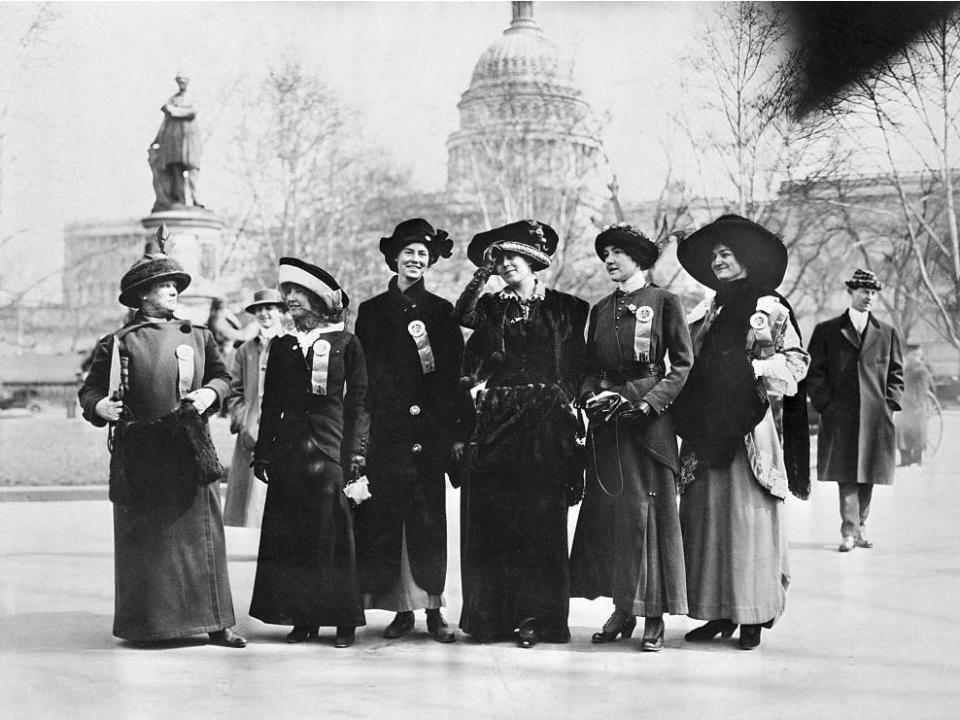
top-left (617, 273), bottom-right (647, 294)
top-left (499, 278), bottom-right (545, 302)
top-left (258, 326), bottom-right (282, 343)
top-left (848, 308), bottom-right (869, 326)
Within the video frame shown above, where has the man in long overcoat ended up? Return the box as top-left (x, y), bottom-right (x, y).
top-left (807, 269), bottom-right (904, 552)
top-left (79, 237), bottom-right (244, 647)
top-left (353, 218), bottom-right (464, 643)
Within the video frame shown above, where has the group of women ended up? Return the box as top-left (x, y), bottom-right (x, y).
top-left (81, 212), bottom-right (810, 653)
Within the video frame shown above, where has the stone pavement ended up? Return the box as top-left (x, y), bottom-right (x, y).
top-left (2, 414), bottom-right (959, 719)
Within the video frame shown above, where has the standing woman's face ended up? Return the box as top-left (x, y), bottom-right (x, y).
top-left (711, 243), bottom-right (748, 283)
top-left (495, 251), bottom-right (534, 288)
top-left (397, 243), bottom-right (431, 283)
top-left (280, 283), bottom-right (318, 321)
top-left (141, 279), bottom-right (179, 315)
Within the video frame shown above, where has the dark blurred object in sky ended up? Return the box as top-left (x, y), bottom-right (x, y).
top-left (786, 2), bottom-right (958, 117)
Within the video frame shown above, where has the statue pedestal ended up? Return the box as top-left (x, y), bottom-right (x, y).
top-left (142, 207), bottom-right (225, 325)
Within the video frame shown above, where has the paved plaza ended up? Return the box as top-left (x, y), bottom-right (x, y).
top-left (2, 414), bottom-right (959, 719)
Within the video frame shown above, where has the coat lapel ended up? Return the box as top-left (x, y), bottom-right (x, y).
top-left (860, 314), bottom-right (881, 356)
top-left (839, 313), bottom-right (861, 350)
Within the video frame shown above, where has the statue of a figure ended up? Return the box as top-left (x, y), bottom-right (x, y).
top-left (149, 71), bottom-right (203, 211)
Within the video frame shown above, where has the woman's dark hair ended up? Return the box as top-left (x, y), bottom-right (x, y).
top-left (602, 241), bottom-right (649, 270)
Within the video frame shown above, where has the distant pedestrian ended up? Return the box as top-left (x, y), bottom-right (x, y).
top-left (223, 289), bottom-right (287, 528)
top-left (353, 219), bottom-right (463, 643)
top-left (807, 268), bottom-right (904, 552)
top-left (78, 234), bottom-right (245, 648)
top-left (249, 258), bottom-right (369, 648)
top-left (896, 344), bottom-right (936, 467)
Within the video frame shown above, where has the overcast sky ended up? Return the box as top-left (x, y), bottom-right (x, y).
top-left (2, 1), bottom-right (715, 296)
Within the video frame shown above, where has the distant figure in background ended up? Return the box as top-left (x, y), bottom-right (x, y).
top-left (223, 289), bottom-right (287, 528)
top-left (896, 343), bottom-right (935, 467)
top-left (208, 298), bottom-right (250, 373)
top-left (354, 218), bottom-right (463, 643)
top-left (807, 269), bottom-right (904, 552)
top-left (78, 236), bottom-right (245, 648)
top-left (149, 71), bottom-right (202, 209)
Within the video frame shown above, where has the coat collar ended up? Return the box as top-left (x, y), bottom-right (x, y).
top-left (389, 276), bottom-right (428, 305)
top-left (839, 312), bottom-right (861, 349)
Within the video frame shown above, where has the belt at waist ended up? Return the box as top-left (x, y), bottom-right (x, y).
top-left (599, 364), bottom-right (664, 388)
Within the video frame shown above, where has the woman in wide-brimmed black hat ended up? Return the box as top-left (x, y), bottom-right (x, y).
top-left (453, 219), bottom-right (589, 649)
top-left (353, 219), bottom-right (463, 644)
top-left (78, 231), bottom-right (245, 648)
top-left (250, 258), bottom-right (370, 648)
top-left (671, 214), bottom-right (810, 651)
top-left (568, 224), bottom-right (694, 652)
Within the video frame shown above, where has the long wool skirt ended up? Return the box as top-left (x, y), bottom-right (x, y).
top-left (570, 422), bottom-right (687, 617)
top-left (679, 444), bottom-right (789, 626)
top-left (250, 448), bottom-right (365, 629)
top-left (459, 385), bottom-right (579, 640)
top-left (113, 484), bottom-right (235, 641)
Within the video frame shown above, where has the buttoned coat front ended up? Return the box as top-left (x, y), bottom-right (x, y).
top-left (807, 312), bottom-right (904, 485)
top-left (353, 277), bottom-right (464, 596)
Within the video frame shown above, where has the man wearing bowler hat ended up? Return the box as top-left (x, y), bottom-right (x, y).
top-left (807, 269), bottom-right (904, 552)
top-left (353, 218), bottom-right (464, 643)
top-left (223, 289), bottom-right (287, 528)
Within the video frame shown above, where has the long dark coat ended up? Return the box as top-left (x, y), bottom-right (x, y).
top-left (353, 277), bottom-right (465, 596)
top-left (456, 284), bottom-right (588, 640)
top-left (250, 330), bottom-right (370, 628)
top-left (807, 312), bottom-right (904, 485)
top-left (569, 286), bottom-right (693, 616)
top-left (79, 315), bottom-right (235, 642)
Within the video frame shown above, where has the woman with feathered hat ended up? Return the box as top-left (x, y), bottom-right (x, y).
top-left (453, 219), bottom-right (589, 649)
top-left (671, 214), bottom-right (810, 650)
top-left (568, 224), bottom-right (694, 652)
top-left (250, 258), bottom-right (369, 648)
top-left (353, 219), bottom-right (464, 643)
top-left (78, 230), bottom-right (245, 648)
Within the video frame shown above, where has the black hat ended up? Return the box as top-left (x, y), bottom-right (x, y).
top-left (244, 288), bottom-right (286, 314)
top-left (118, 225), bottom-right (191, 308)
top-left (278, 257), bottom-right (349, 311)
top-left (677, 214), bottom-right (787, 290)
top-left (467, 220), bottom-right (559, 271)
top-left (594, 223), bottom-right (659, 270)
top-left (845, 268), bottom-right (882, 291)
top-left (379, 218), bottom-right (454, 272)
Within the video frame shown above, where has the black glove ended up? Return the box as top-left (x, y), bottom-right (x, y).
top-left (252, 460), bottom-right (270, 484)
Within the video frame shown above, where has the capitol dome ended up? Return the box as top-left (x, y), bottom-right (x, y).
top-left (468, 2), bottom-right (575, 91)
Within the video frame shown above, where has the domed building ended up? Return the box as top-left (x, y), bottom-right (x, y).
top-left (446, 1), bottom-right (607, 245)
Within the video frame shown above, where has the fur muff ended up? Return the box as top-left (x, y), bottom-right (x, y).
top-left (112, 404), bottom-right (223, 512)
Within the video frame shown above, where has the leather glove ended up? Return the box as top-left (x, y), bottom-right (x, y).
top-left (252, 460), bottom-right (270, 484)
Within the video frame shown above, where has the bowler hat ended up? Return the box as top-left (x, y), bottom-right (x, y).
top-left (379, 218), bottom-right (454, 272)
top-left (278, 257), bottom-right (349, 312)
top-left (467, 220), bottom-right (559, 271)
top-left (677, 214), bottom-right (787, 290)
top-left (595, 224), bottom-right (659, 270)
top-left (845, 268), bottom-right (882, 291)
top-left (244, 288), bottom-right (286, 314)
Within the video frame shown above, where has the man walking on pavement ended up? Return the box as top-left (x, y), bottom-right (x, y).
top-left (807, 269), bottom-right (904, 552)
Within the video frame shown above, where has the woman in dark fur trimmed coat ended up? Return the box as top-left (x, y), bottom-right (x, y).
top-left (454, 220), bottom-right (588, 649)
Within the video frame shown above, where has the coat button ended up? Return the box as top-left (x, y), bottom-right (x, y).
top-left (411, 443), bottom-right (423, 454)
top-left (409, 405), bottom-right (421, 416)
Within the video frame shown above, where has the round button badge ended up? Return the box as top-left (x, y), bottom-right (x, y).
top-left (411, 443), bottom-right (423, 454)
top-left (407, 320), bottom-right (426, 338)
top-left (409, 405), bottom-right (421, 416)
top-left (636, 306), bottom-right (654, 323)
top-left (750, 312), bottom-right (769, 330)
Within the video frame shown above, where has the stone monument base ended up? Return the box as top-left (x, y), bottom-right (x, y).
top-left (142, 206), bottom-right (225, 326)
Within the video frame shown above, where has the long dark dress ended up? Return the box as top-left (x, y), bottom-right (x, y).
top-left (250, 329), bottom-right (369, 629)
top-left (79, 315), bottom-right (235, 642)
top-left (455, 281), bottom-right (588, 640)
top-left (569, 285), bottom-right (693, 616)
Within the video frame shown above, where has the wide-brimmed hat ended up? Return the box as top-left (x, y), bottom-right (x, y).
top-left (379, 218), bottom-right (454, 272)
top-left (845, 268), bottom-right (882, 291)
top-left (677, 214), bottom-right (787, 290)
top-left (467, 220), bottom-right (559, 271)
top-left (244, 288), bottom-right (287, 314)
top-left (279, 257), bottom-right (349, 312)
top-left (118, 227), bottom-right (191, 308)
top-left (594, 223), bottom-right (659, 270)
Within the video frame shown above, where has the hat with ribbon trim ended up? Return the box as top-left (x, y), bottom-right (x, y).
top-left (595, 223), bottom-right (659, 270)
top-left (118, 225), bottom-right (191, 308)
top-left (379, 218), bottom-right (454, 272)
top-left (845, 268), bottom-right (882, 291)
top-left (467, 219), bottom-right (559, 272)
top-left (677, 214), bottom-right (787, 291)
top-left (279, 257), bottom-right (349, 312)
